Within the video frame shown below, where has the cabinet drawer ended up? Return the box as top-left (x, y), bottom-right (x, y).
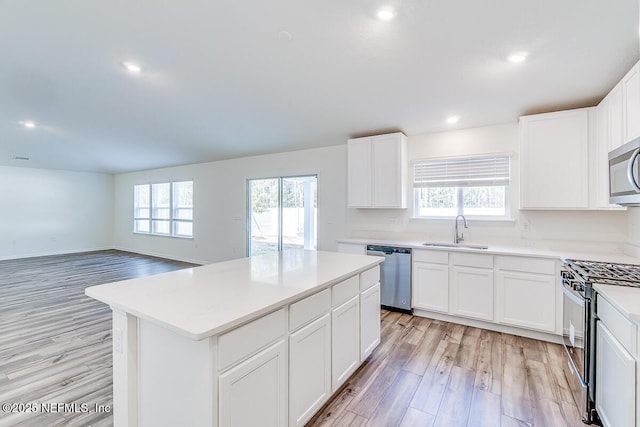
top-left (333, 276), bottom-right (359, 307)
top-left (452, 252), bottom-right (493, 269)
top-left (219, 309), bottom-right (286, 371)
top-left (497, 256), bottom-right (555, 275)
top-left (360, 266), bottom-right (380, 291)
top-left (598, 295), bottom-right (637, 356)
top-left (413, 249), bottom-right (448, 264)
top-left (290, 289), bottom-right (331, 331)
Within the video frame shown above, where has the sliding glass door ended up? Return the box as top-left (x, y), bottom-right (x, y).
top-left (247, 175), bottom-right (317, 256)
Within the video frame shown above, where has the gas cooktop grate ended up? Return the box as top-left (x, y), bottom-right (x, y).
top-left (565, 259), bottom-right (640, 287)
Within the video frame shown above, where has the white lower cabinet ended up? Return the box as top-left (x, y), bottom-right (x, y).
top-left (219, 339), bottom-right (288, 427)
top-left (495, 271), bottom-right (556, 332)
top-left (289, 314), bottom-right (332, 427)
top-left (596, 322), bottom-right (636, 427)
top-left (360, 282), bottom-right (381, 360)
top-left (413, 261), bottom-right (449, 313)
top-left (450, 265), bottom-right (493, 321)
top-left (332, 295), bottom-right (360, 391)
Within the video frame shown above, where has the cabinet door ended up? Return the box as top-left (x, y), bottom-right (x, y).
top-left (347, 138), bottom-right (372, 207)
top-left (289, 314), bottom-right (331, 427)
top-left (596, 322), bottom-right (636, 427)
top-left (412, 261), bottom-right (449, 313)
top-left (496, 271), bottom-right (555, 332)
top-left (219, 340), bottom-right (287, 427)
top-left (623, 62), bottom-right (640, 143)
top-left (593, 99), bottom-right (612, 209)
top-left (609, 84), bottom-right (624, 151)
top-left (360, 283), bottom-right (381, 361)
top-left (372, 134), bottom-right (406, 208)
top-left (332, 295), bottom-right (360, 391)
top-left (450, 266), bottom-right (493, 321)
top-left (520, 109), bottom-right (589, 209)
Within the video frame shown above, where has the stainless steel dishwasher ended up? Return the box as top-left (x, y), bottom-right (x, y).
top-left (366, 245), bottom-right (412, 314)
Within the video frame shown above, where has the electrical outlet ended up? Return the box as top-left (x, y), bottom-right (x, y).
top-left (522, 220), bottom-right (530, 231)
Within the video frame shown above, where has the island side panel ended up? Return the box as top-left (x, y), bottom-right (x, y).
top-left (138, 319), bottom-right (216, 427)
top-left (112, 309), bottom-right (139, 427)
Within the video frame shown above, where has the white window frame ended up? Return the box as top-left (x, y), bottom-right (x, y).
top-left (134, 180), bottom-right (193, 238)
top-left (412, 154), bottom-right (512, 220)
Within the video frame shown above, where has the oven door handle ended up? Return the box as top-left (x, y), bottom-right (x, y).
top-left (561, 280), bottom-right (585, 305)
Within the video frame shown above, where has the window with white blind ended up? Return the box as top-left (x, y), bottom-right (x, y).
top-left (134, 180), bottom-right (193, 237)
top-left (413, 155), bottom-right (511, 218)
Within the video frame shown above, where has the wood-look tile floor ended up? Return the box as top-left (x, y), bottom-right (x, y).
top-left (0, 250), bottom-right (196, 427)
top-left (308, 311), bottom-right (584, 427)
top-left (1, 251), bottom-right (583, 427)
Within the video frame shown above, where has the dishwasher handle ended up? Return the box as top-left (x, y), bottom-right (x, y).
top-left (366, 245), bottom-right (412, 255)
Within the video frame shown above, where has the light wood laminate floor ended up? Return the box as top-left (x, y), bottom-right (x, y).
top-left (1, 251), bottom-right (583, 426)
top-left (308, 311), bottom-right (584, 427)
top-left (0, 250), bottom-right (196, 427)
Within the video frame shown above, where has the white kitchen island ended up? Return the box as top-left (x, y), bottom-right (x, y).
top-left (85, 250), bottom-right (383, 427)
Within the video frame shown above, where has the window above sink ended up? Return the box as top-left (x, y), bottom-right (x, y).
top-left (413, 154), bottom-right (512, 220)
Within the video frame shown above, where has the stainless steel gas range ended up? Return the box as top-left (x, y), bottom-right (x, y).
top-left (561, 259), bottom-right (640, 425)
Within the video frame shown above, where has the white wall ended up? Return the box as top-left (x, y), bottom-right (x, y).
top-left (0, 166), bottom-right (114, 260)
top-left (113, 146), bottom-right (350, 264)
top-left (113, 123), bottom-right (629, 264)
top-left (628, 207), bottom-right (640, 249)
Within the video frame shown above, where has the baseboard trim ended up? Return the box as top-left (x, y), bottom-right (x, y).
top-left (413, 309), bottom-right (563, 344)
top-left (0, 246), bottom-right (113, 262)
top-left (113, 245), bottom-right (208, 266)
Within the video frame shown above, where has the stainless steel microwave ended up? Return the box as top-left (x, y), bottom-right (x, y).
top-left (609, 137), bottom-right (640, 205)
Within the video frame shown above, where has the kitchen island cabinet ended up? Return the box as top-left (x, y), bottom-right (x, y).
top-left (86, 250), bottom-right (382, 427)
top-left (289, 313), bottom-right (331, 426)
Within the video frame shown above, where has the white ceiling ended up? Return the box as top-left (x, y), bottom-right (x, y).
top-left (1, 0), bottom-right (639, 174)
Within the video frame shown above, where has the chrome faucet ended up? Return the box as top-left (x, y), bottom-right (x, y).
top-left (454, 214), bottom-right (468, 244)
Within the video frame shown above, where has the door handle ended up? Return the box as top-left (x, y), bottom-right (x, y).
top-left (627, 148), bottom-right (640, 192)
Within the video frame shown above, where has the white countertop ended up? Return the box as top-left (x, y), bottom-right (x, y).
top-left (337, 237), bottom-right (640, 264)
top-left (85, 250), bottom-right (383, 340)
top-left (594, 283), bottom-right (640, 324)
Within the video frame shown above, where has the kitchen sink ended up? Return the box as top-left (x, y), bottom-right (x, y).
top-left (422, 242), bottom-right (489, 250)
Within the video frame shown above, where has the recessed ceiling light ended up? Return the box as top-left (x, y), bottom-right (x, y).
top-left (122, 61), bottom-right (142, 73)
top-left (507, 52), bottom-right (528, 63)
top-left (377, 7), bottom-right (395, 21)
top-left (446, 115), bottom-right (460, 124)
top-left (19, 120), bottom-right (36, 129)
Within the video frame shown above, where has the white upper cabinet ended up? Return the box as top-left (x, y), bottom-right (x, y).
top-left (623, 61), bottom-right (640, 143)
top-left (594, 87), bottom-right (626, 210)
top-left (609, 84), bottom-right (625, 151)
top-left (520, 108), bottom-right (590, 209)
top-left (347, 132), bottom-right (407, 208)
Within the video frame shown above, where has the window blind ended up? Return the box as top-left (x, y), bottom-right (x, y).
top-left (413, 155), bottom-right (510, 188)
